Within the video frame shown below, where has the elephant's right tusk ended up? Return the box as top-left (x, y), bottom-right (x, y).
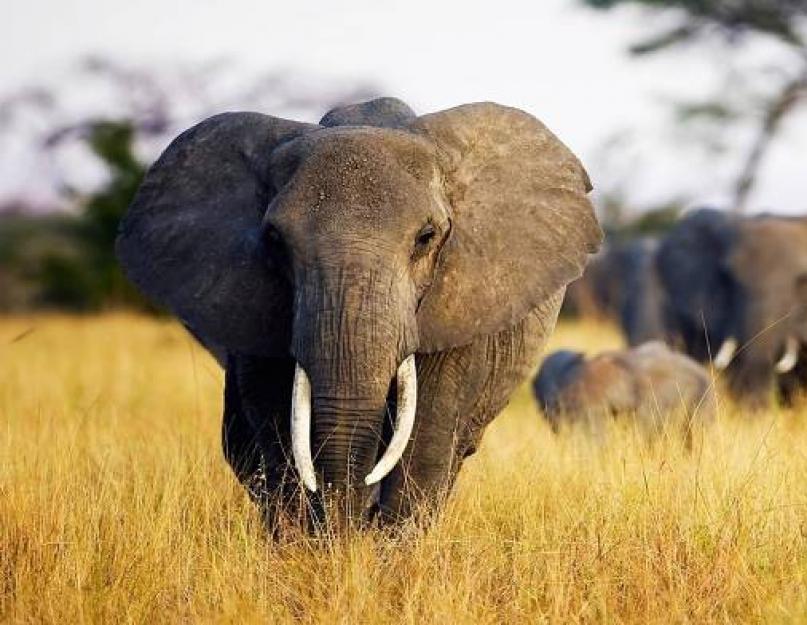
top-left (714, 337), bottom-right (738, 370)
top-left (291, 363), bottom-right (317, 492)
top-left (775, 336), bottom-right (799, 373)
top-left (364, 354), bottom-right (417, 486)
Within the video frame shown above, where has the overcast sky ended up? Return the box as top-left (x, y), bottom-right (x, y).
top-left (2, 0), bottom-right (806, 214)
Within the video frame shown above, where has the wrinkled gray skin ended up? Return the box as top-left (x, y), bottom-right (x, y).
top-left (533, 341), bottom-right (715, 446)
top-left (563, 237), bottom-right (666, 346)
top-left (117, 97), bottom-right (601, 530)
top-left (657, 209), bottom-right (807, 407)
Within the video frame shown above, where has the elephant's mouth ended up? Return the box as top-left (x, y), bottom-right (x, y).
top-left (714, 334), bottom-right (801, 374)
top-left (289, 354), bottom-right (418, 495)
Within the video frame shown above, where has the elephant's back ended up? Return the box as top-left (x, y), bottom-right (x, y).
top-left (631, 342), bottom-right (715, 419)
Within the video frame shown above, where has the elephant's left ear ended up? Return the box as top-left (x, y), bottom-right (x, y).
top-left (410, 103), bottom-right (602, 352)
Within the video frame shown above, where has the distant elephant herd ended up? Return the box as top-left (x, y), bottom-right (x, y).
top-left (557, 209), bottom-right (807, 435)
top-left (116, 97), bottom-right (804, 531)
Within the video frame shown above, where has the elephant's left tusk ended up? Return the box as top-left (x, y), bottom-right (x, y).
top-left (714, 337), bottom-right (738, 370)
top-left (364, 354), bottom-right (417, 486)
top-left (775, 336), bottom-right (799, 373)
top-left (291, 363), bottom-right (318, 492)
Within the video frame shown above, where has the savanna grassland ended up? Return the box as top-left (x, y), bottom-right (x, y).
top-left (1, 314), bottom-right (805, 624)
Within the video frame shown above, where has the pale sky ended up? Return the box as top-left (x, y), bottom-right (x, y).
top-left (2, 0), bottom-right (806, 215)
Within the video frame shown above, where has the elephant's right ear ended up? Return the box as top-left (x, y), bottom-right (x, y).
top-left (117, 112), bottom-right (316, 357)
top-left (410, 103), bottom-right (602, 351)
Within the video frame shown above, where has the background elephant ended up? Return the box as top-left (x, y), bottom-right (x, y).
top-left (656, 209), bottom-right (807, 406)
top-left (614, 237), bottom-right (667, 346)
top-left (533, 341), bottom-right (715, 445)
top-left (117, 97), bottom-right (601, 529)
top-left (563, 236), bottom-right (666, 346)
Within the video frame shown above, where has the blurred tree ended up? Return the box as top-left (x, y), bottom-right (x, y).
top-left (34, 121), bottom-right (148, 310)
top-left (583, 0), bottom-right (807, 212)
top-left (599, 193), bottom-right (684, 238)
top-left (0, 57), bottom-right (380, 311)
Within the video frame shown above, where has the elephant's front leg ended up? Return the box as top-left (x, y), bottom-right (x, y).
top-left (221, 368), bottom-right (264, 503)
top-left (224, 355), bottom-right (307, 529)
top-left (378, 303), bottom-right (558, 525)
top-left (377, 352), bottom-right (470, 524)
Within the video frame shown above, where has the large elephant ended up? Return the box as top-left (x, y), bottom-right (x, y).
top-left (117, 97), bottom-right (602, 529)
top-left (533, 341), bottom-right (715, 446)
top-left (656, 209), bottom-right (807, 406)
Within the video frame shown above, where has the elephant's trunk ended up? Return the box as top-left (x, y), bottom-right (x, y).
top-left (290, 264), bottom-right (417, 519)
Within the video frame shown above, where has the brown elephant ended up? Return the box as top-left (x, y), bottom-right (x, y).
top-left (533, 341), bottom-right (715, 445)
top-left (657, 209), bottom-right (807, 407)
top-left (116, 97), bottom-right (602, 530)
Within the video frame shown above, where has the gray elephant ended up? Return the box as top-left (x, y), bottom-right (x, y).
top-left (116, 97), bottom-right (602, 529)
top-left (533, 341), bottom-right (715, 445)
top-left (613, 237), bottom-right (666, 346)
top-left (563, 236), bottom-right (666, 346)
top-left (656, 208), bottom-right (807, 407)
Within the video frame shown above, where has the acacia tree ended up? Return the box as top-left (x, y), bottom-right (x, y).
top-left (583, 0), bottom-right (807, 212)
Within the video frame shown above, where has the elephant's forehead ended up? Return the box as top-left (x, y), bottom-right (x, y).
top-left (735, 218), bottom-right (807, 277)
top-left (273, 128), bottom-right (442, 233)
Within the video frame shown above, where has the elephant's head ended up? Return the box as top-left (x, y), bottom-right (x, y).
top-left (656, 208), bottom-right (740, 361)
top-left (117, 98), bottom-right (600, 517)
top-left (719, 216), bottom-right (807, 405)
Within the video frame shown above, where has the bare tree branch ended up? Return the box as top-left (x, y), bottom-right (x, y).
top-left (733, 63), bottom-right (807, 213)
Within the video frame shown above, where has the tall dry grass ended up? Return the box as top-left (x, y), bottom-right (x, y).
top-left (1, 314), bottom-right (805, 624)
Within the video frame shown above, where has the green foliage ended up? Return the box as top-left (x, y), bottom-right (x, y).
top-left (0, 120), bottom-right (150, 311)
top-left (71, 122), bottom-right (148, 308)
top-left (622, 203), bottom-right (682, 235)
top-left (581, 0), bottom-right (807, 50)
top-left (0, 213), bottom-right (79, 310)
top-left (599, 197), bottom-right (684, 238)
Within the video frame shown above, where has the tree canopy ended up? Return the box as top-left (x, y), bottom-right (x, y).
top-left (584, 1), bottom-right (806, 52)
top-left (583, 0), bottom-right (807, 212)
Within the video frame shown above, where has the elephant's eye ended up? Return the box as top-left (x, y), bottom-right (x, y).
top-left (265, 224), bottom-right (283, 245)
top-left (264, 224), bottom-right (289, 268)
top-left (414, 224), bottom-right (436, 248)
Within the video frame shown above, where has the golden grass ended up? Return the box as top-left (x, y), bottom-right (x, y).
top-left (1, 314), bottom-right (805, 624)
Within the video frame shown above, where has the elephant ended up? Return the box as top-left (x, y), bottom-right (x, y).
top-left (613, 237), bottom-right (666, 346)
top-left (563, 236), bottom-right (666, 346)
top-left (561, 244), bottom-right (617, 320)
top-left (116, 97), bottom-right (602, 530)
top-left (532, 341), bottom-right (715, 446)
top-left (656, 208), bottom-right (807, 407)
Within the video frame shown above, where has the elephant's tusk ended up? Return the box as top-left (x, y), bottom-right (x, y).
top-left (775, 336), bottom-right (799, 373)
top-left (714, 337), bottom-right (738, 370)
top-left (364, 354), bottom-right (417, 486)
top-left (291, 363), bottom-right (318, 492)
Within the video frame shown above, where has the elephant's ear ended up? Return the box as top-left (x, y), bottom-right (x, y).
top-left (117, 112), bottom-right (316, 357)
top-left (410, 103), bottom-right (602, 351)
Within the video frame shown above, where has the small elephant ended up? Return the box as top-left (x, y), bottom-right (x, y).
top-left (533, 341), bottom-right (715, 445)
top-left (657, 208), bottom-right (807, 407)
top-left (117, 97), bottom-right (602, 529)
